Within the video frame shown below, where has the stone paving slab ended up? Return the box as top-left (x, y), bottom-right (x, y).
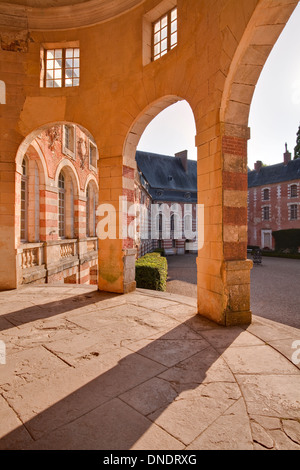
top-left (0, 285), bottom-right (299, 450)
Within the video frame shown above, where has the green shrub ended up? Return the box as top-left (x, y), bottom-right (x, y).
top-left (144, 252), bottom-right (161, 258)
top-left (135, 253), bottom-right (168, 291)
top-left (261, 251), bottom-right (300, 259)
top-left (153, 248), bottom-right (164, 255)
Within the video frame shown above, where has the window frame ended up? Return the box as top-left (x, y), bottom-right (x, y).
top-left (290, 184), bottom-right (298, 199)
top-left (62, 124), bottom-right (76, 159)
top-left (262, 187), bottom-right (270, 201)
top-left (89, 140), bottom-right (98, 170)
top-left (262, 205), bottom-right (270, 221)
top-left (290, 204), bottom-right (298, 221)
top-left (152, 7), bottom-right (177, 62)
top-left (20, 158), bottom-right (28, 242)
top-left (42, 46), bottom-right (80, 89)
top-left (58, 172), bottom-right (66, 239)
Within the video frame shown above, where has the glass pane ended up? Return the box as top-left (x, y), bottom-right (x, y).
top-left (46, 59), bottom-right (54, 70)
top-left (65, 78), bottom-right (72, 87)
top-left (161, 49), bottom-right (168, 57)
top-left (54, 59), bottom-right (62, 69)
top-left (171, 19), bottom-right (177, 33)
top-left (154, 44), bottom-right (160, 56)
top-left (74, 48), bottom-right (80, 57)
top-left (65, 58), bottom-right (73, 68)
top-left (74, 58), bottom-right (79, 68)
top-left (154, 20), bottom-right (160, 33)
top-left (54, 49), bottom-right (62, 58)
top-left (47, 50), bottom-right (54, 59)
top-left (171, 32), bottom-right (177, 46)
top-left (171, 8), bottom-right (177, 21)
top-left (161, 15), bottom-right (168, 28)
top-left (54, 69), bottom-right (62, 79)
top-left (46, 70), bottom-right (54, 79)
top-left (73, 68), bottom-right (80, 78)
top-left (46, 80), bottom-right (54, 87)
top-left (65, 69), bottom-right (73, 79)
top-left (54, 79), bottom-right (62, 88)
top-left (66, 48), bottom-right (74, 58)
top-left (73, 78), bottom-right (80, 87)
top-left (154, 31), bottom-right (160, 44)
top-left (161, 38), bottom-right (167, 51)
top-left (161, 26), bottom-right (167, 40)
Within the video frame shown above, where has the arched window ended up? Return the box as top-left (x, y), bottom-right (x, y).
top-left (58, 172), bottom-right (65, 238)
top-left (20, 157), bottom-right (28, 241)
top-left (290, 184), bottom-right (298, 198)
top-left (170, 213), bottom-right (175, 233)
top-left (263, 188), bottom-right (270, 201)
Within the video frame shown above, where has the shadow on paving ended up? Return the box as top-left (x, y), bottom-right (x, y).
top-left (0, 290), bottom-right (121, 333)
top-left (0, 292), bottom-right (243, 450)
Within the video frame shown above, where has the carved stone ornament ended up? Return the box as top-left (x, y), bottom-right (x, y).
top-left (46, 126), bottom-right (60, 151)
top-left (78, 137), bottom-right (88, 169)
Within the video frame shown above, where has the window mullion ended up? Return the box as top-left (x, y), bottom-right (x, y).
top-left (62, 49), bottom-right (66, 88)
top-left (168, 11), bottom-right (171, 52)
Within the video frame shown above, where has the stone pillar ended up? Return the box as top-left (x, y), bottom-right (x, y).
top-left (97, 155), bottom-right (136, 294)
top-left (222, 122), bottom-right (252, 325)
top-left (196, 122), bottom-right (252, 326)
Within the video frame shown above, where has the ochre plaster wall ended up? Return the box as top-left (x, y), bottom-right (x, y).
top-left (0, 0), bottom-right (298, 324)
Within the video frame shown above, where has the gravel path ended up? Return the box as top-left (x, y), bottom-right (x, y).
top-left (166, 254), bottom-right (300, 329)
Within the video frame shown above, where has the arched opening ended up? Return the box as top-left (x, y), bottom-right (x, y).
top-left (15, 122), bottom-right (99, 287)
top-left (123, 97), bottom-right (198, 298)
top-left (220, 0), bottom-right (299, 327)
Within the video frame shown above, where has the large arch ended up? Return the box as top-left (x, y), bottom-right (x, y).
top-left (214, 0), bottom-right (300, 325)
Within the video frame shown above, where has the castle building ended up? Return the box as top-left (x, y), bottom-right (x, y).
top-left (17, 124), bottom-right (99, 286)
top-left (135, 150), bottom-right (197, 257)
top-left (248, 147), bottom-right (300, 250)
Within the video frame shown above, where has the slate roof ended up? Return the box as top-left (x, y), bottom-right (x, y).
top-left (135, 150), bottom-right (197, 203)
top-left (248, 159), bottom-right (300, 188)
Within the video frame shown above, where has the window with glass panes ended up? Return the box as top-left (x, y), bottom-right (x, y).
top-left (263, 206), bottom-right (270, 221)
top-left (45, 48), bottom-right (80, 88)
top-left (263, 188), bottom-right (270, 201)
top-left (290, 204), bottom-right (298, 220)
top-left (153, 8), bottom-right (177, 61)
top-left (58, 172), bottom-right (66, 238)
top-left (20, 158), bottom-right (28, 241)
top-left (290, 184), bottom-right (298, 198)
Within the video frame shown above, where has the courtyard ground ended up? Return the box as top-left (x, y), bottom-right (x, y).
top-left (166, 254), bottom-right (300, 329)
top-left (0, 274), bottom-right (299, 450)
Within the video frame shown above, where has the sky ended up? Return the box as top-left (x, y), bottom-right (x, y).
top-left (137, 3), bottom-right (300, 170)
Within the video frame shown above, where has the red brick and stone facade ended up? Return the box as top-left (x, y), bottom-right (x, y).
top-left (17, 124), bottom-right (99, 286)
top-left (248, 147), bottom-right (300, 250)
top-left (135, 150), bottom-right (198, 258)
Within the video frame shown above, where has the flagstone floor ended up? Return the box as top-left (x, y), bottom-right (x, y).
top-left (0, 285), bottom-right (299, 450)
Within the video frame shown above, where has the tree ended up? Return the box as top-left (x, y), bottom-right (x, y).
top-left (294, 124), bottom-right (300, 159)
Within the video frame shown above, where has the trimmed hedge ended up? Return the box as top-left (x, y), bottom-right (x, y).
top-left (272, 229), bottom-right (300, 252)
top-left (135, 253), bottom-right (168, 292)
top-left (261, 251), bottom-right (300, 260)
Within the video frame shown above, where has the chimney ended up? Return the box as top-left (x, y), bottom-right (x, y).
top-left (175, 150), bottom-right (188, 173)
top-left (254, 161), bottom-right (262, 172)
top-left (283, 143), bottom-right (291, 165)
